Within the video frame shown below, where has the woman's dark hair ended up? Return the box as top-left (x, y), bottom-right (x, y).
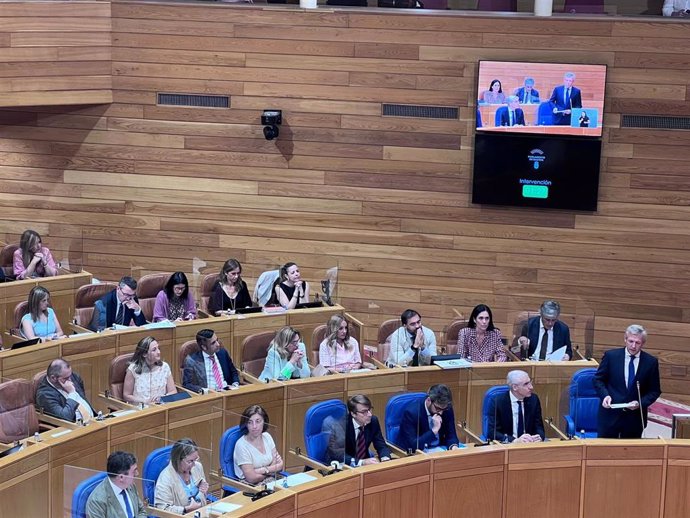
top-left (489, 79), bottom-right (503, 93)
top-left (219, 258), bottom-right (243, 288)
top-left (19, 229), bottom-right (42, 269)
top-left (165, 271), bottom-right (189, 300)
top-left (27, 285), bottom-right (51, 322)
top-left (170, 438), bottom-right (198, 472)
top-left (130, 336), bottom-right (162, 375)
top-left (279, 262), bottom-right (297, 283)
top-left (467, 304), bottom-right (496, 331)
top-left (239, 405), bottom-right (270, 435)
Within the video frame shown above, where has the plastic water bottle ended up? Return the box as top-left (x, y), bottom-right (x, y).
top-left (34, 432), bottom-right (40, 443)
top-left (350, 457), bottom-right (356, 468)
top-left (96, 411), bottom-right (104, 421)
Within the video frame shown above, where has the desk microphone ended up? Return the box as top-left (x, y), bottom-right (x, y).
top-left (636, 381), bottom-right (646, 438)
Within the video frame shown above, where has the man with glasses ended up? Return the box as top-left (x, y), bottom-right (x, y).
top-left (89, 276), bottom-right (147, 331)
top-left (323, 394), bottom-right (391, 466)
top-left (516, 300), bottom-right (572, 361)
top-left (35, 358), bottom-right (95, 423)
top-left (399, 384), bottom-right (460, 452)
top-left (182, 328), bottom-right (240, 393)
top-left (486, 370), bottom-right (544, 443)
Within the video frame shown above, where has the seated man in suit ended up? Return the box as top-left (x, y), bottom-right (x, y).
top-left (398, 384), bottom-right (460, 452)
top-left (89, 276), bottom-right (147, 331)
top-left (86, 451), bottom-right (147, 518)
top-left (486, 370), bottom-right (545, 443)
top-left (182, 328), bottom-right (240, 393)
top-left (496, 96), bottom-right (526, 127)
top-left (35, 358), bottom-right (95, 423)
top-left (516, 299), bottom-right (572, 361)
top-left (594, 324), bottom-right (661, 438)
top-left (549, 71), bottom-right (582, 125)
top-left (323, 394), bottom-right (391, 466)
top-left (514, 77), bottom-right (540, 104)
top-left (386, 309), bottom-right (437, 367)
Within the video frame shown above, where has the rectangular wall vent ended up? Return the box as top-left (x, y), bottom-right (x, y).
top-left (621, 114), bottom-right (690, 131)
top-left (157, 93), bottom-right (230, 108)
top-left (383, 104), bottom-right (458, 120)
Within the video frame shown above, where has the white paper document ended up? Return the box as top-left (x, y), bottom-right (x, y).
top-left (266, 472), bottom-right (317, 490)
top-left (142, 320), bottom-right (176, 330)
top-left (208, 502), bottom-right (243, 514)
top-left (609, 403), bottom-right (631, 409)
top-left (546, 346), bottom-right (566, 361)
top-left (435, 359), bottom-right (473, 369)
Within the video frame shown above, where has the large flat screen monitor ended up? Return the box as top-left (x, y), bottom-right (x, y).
top-left (476, 61), bottom-right (607, 137)
top-left (472, 133), bottom-right (601, 211)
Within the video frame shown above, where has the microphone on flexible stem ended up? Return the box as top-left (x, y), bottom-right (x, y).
top-left (636, 381), bottom-right (646, 438)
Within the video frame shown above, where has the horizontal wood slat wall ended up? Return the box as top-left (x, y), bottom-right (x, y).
top-left (1, 2), bottom-right (690, 399)
top-left (0, 1), bottom-right (112, 107)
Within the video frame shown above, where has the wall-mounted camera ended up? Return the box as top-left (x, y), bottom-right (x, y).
top-left (261, 110), bottom-right (282, 140)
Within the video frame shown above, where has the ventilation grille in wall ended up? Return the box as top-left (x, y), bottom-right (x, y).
top-left (621, 114), bottom-right (690, 131)
top-left (157, 93), bottom-right (230, 108)
top-left (382, 104), bottom-right (459, 120)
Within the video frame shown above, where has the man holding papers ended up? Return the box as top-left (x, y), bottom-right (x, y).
top-left (516, 300), bottom-right (572, 361)
top-left (486, 370), bottom-right (545, 443)
top-left (594, 324), bottom-right (661, 438)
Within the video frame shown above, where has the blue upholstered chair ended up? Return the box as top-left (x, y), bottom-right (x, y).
top-left (304, 399), bottom-right (347, 465)
top-left (384, 392), bottom-right (426, 449)
top-left (481, 385), bottom-right (510, 442)
top-left (71, 472), bottom-right (107, 518)
top-left (537, 101), bottom-right (555, 126)
top-left (142, 444), bottom-right (173, 511)
top-left (564, 368), bottom-right (599, 438)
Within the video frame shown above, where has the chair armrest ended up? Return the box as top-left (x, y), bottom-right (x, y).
top-left (241, 371), bottom-right (263, 384)
top-left (210, 470), bottom-right (259, 493)
top-left (197, 310), bottom-right (212, 318)
top-left (458, 421), bottom-right (484, 444)
top-left (545, 417), bottom-right (569, 440)
top-left (573, 345), bottom-right (585, 360)
top-left (146, 505), bottom-right (182, 518)
top-left (503, 346), bottom-right (521, 362)
top-left (288, 448), bottom-right (330, 472)
top-left (37, 413), bottom-right (79, 430)
top-left (367, 357), bottom-right (387, 370)
top-left (386, 442), bottom-right (408, 458)
top-left (564, 415), bottom-right (575, 437)
top-left (344, 312), bottom-right (365, 328)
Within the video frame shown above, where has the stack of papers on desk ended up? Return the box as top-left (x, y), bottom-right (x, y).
top-left (266, 472), bottom-right (317, 490)
top-left (435, 359), bottom-right (472, 369)
top-left (208, 502), bottom-right (242, 515)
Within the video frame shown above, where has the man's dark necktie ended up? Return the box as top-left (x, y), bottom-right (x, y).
top-left (115, 303), bottom-right (124, 325)
top-left (538, 330), bottom-right (548, 360)
top-left (356, 427), bottom-right (367, 461)
top-left (517, 400), bottom-right (525, 438)
top-left (628, 355), bottom-right (636, 391)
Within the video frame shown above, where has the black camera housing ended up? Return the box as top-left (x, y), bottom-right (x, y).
top-left (261, 110), bottom-right (282, 140)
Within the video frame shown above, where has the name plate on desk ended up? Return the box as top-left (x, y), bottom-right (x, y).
top-left (208, 502), bottom-right (242, 515)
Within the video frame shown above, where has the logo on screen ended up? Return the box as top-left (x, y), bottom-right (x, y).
top-left (528, 149), bottom-right (545, 170)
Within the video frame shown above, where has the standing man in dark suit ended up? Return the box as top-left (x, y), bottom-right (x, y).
top-left (514, 77), bottom-right (540, 105)
top-left (324, 394), bottom-right (391, 466)
top-left (182, 328), bottom-right (239, 393)
top-left (35, 358), bottom-right (95, 423)
top-left (486, 370), bottom-right (545, 443)
top-left (497, 96), bottom-right (526, 127)
top-left (549, 72), bottom-right (582, 125)
top-left (398, 384), bottom-right (460, 452)
top-left (86, 451), bottom-right (147, 518)
top-left (89, 276), bottom-right (147, 331)
top-left (516, 300), bottom-right (572, 361)
top-left (594, 324), bottom-right (661, 438)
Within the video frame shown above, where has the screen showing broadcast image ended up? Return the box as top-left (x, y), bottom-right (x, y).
top-left (476, 61), bottom-right (607, 137)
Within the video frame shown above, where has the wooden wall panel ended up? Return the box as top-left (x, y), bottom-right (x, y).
top-left (1, 3), bottom-right (690, 400)
top-left (0, 2), bottom-right (112, 106)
